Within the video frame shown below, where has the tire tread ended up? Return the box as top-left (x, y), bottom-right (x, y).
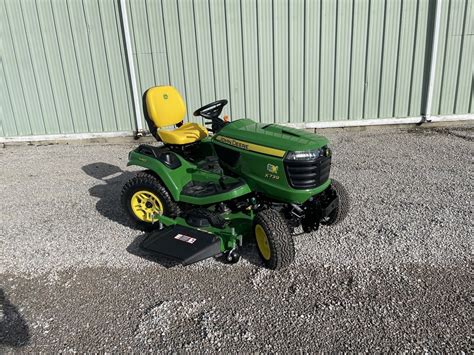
top-left (121, 171), bottom-right (179, 231)
top-left (254, 209), bottom-right (295, 270)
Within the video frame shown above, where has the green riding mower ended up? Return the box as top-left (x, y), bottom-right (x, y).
top-left (121, 86), bottom-right (349, 270)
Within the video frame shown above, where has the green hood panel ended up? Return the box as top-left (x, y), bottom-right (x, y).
top-left (215, 119), bottom-right (329, 152)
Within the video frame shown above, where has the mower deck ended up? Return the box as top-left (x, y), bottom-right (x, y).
top-left (140, 225), bottom-right (222, 265)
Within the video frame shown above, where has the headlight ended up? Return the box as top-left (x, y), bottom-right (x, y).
top-left (286, 149), bottom-right (322, 161)
top-left (285, 146), bottom-right (331, 161)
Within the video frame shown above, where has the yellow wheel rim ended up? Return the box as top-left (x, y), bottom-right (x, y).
top-left (255, 224), bottom-right (271, 260)
top-left (130, 190), bottom-right (164, 223)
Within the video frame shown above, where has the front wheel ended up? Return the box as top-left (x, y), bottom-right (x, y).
top-left (121, 171), bottom-right (180, 231)
top-left (254, 209), bottom-right (295, 270)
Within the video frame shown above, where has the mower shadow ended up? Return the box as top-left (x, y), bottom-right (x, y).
top-left (82, 162), bottom-right (135, 228)
top-left (0, 289), bottom-right (30, 348)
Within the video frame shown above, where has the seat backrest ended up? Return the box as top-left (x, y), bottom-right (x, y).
top-left (145, 86), bottom-right (186, 128)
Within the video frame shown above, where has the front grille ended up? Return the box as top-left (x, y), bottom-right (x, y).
top-left (284, 155), bottom-right (331, 189)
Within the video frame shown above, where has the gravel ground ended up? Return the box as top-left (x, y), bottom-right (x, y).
top-left (1, 125), bottom-right (472, 352)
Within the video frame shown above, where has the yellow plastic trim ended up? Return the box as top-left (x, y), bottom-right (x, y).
top-left (215, 136), bottom-right (286, 157)
top-left (130, 190), bottom-right (164, 223)
top-left (255, 224), bottom-right (271, 260)
top-left (146, 86), bottom-right (186, 128)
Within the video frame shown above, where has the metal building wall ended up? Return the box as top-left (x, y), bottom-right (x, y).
top-left (126, 0), bottom-right (473, 129)
top-left (1, 0), bottom-right (134, 137)
top-left (1, 0), bottom-right (473, 138)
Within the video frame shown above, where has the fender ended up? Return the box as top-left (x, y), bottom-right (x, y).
top-left (127, 149), bottom-right (252, 205)
top-left (127, 149), bottom-right (193, 201)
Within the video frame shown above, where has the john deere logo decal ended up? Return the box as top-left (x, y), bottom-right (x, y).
top-left (214, 136), bottom-right (286, 157)
top-left (267, 164), bottom-right (278, 174)
top-left (216, 136), bottom-right (249, 150)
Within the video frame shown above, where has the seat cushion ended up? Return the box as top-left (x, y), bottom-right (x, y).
top-left (158, 123), bottom-right (208, 145)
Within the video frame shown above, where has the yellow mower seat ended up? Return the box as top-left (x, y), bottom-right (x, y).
top-left (157, 122), bottom-right (208, 145)
top-left (145, 86), bottom-right (208, 145)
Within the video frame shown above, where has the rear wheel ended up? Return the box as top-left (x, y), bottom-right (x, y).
top-left (121, 171), bottom-right (179, 231)
top-left (254, 209), bottom-right (295, 270)
top-left (322, 179), bottom-right (350, 226)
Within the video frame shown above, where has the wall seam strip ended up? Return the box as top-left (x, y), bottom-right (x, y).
top-left (119, 0), bottom-right (143, 133)
top-left (423, 0), bottom-right (442, 118)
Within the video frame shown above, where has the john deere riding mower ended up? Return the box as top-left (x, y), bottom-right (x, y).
top-left (121, 86), bottom-right (349, 270)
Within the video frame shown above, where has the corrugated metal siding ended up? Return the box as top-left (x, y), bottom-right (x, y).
top-left (1, 0), bottom-right (134, 137)
top-left (126, 0), bottom-right (472, 128)
top-left (1, 0), bottom-right (472, 138)
top-left (432, 0), bottom-right (473, 115)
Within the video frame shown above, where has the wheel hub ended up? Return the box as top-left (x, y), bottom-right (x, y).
top-left (255, 224), bottom-right (271, 260)
top-left (130, 190), bottom-right (164, 223)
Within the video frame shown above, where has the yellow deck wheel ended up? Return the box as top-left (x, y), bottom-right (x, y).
top-left (130, 190), bottom-right (164, 223)
top-left (255, 224), bottom-right (271, 260)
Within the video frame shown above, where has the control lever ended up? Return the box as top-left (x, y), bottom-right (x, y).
top-left (218, 176), bottom-right (226, 189)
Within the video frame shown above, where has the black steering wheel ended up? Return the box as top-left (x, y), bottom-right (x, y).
top-left (193, 99), bottom-right (228, 132)
top-left (193, 99), bottom-right (228, 119)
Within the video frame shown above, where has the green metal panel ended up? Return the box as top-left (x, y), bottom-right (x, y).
top-left (257, 0), bottom-right (274, 123)
top-left (319, 0), bottom-right (337, 121)
top-left (393, 0), bottom-right (419, 117)
top-left (4, 0), bottom-right (45, 135)
top-left (364, 0), bottom-right (385, 119)
top-left (67, 0), bottom-right (104, 133)
top-left (126, 0), bottom-right (471, 124)
top-left (178, 0), bottom-right (203, 124)
top-left (1, 0), bottom-right (134, 137)
top-left (1, 58), bottom-right (16, 136)
top-left (1, 0), bottom-right (472, 138)
top-left (241, 0), bottom-right (260, 121)
top-left (100, 0), bottom-right (135, 132)
top-left (15, 0), bottom-right (58, 134)
top-left (226, 0), bottom-right (246, 119)
top-left (273, 0), bottom-right (289, 123)
top-left (209, 0), bottom-right (231, 117)
top-left (159, 0), bottom-right (187, 122)
top-left (378, 0), bottom-right (401, 118)
top-left (432, 0), bottom-right (473, 115)
top-left (1, 0), bottom-right (26, 136)
top-left (348, 0), bottom-right (369, 120)
top-left (289, 0), bottom-right (305, 123)
top-left (194, 0), bottom-right (216, 110)
top-left (410, 0), bottom-right (431, 117)
top-left (334, 0), bottom-right (353, 121)
top-left (303, 0), bottom-right (321, 122)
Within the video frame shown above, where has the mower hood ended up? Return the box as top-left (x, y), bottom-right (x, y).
top-left (214, 119), bottom-right (329, 153)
